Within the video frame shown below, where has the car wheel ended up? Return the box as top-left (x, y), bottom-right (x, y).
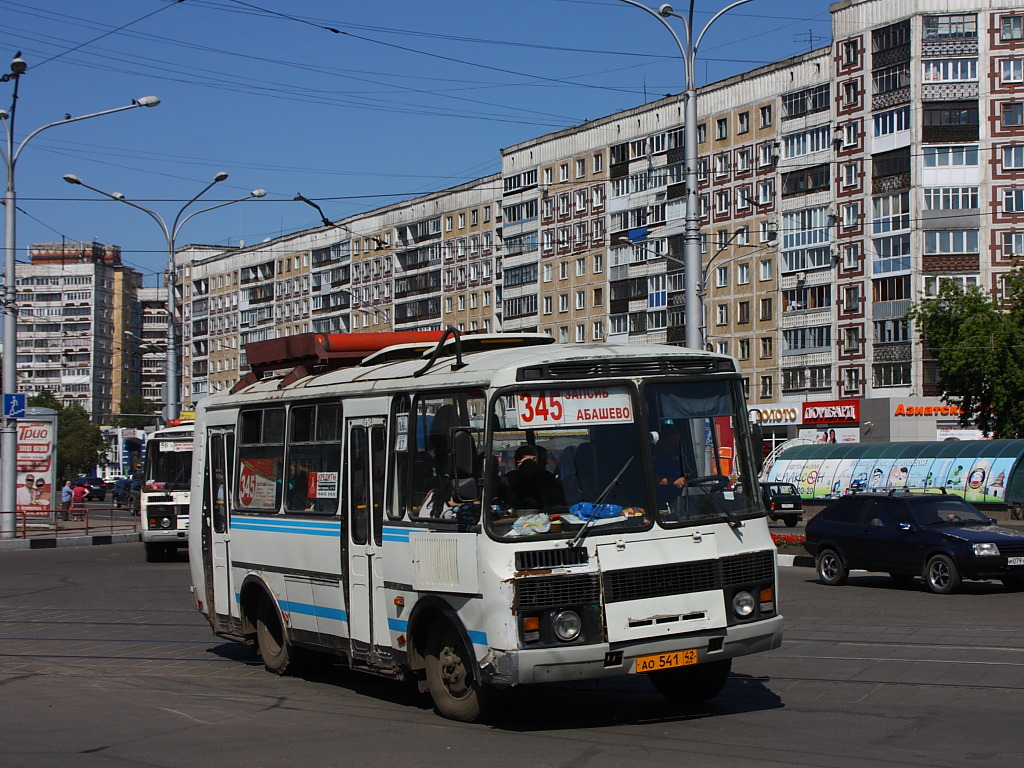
top-left (648, 658), bottom-right (732, 704)
top-left (256, 597), bottom-right (295, 675)
top-left (816, 548), bottom-right (848, 586)
top-left (923, 554), bottom-right (961, 594)
top-left (784, 515), bottom-right (799, 528)
top-left (425, 621), bottom-right (497, 722)
top-left (1000, 577), bottom-right (1024, 591)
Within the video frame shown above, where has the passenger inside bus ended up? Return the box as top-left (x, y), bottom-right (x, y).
top-left (493, 444), bottom-right (566, 511)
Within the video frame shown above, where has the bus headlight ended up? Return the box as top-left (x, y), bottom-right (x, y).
top-left (552, 610), bottom-right (582, 642)
top-left (732, 591), bottom-right (755, 618)
top-left (159, 516), bottom-right (172, 529)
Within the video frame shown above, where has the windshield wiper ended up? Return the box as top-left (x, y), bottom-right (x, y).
top-left (570, 457), bottom-right (634, 549)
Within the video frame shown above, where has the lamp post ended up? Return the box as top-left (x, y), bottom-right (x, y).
top-left (617, 1), bottom-right (757, 349)
top-left (63, 173), bottom-right (265, 423)
top-left (0, 52), bottom-right (158, 537)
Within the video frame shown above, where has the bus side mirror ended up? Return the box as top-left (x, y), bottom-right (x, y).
top-left (451, 428), bottom-right (481, 502)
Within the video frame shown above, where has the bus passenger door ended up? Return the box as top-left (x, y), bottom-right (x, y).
top-left (345, 417), bottom-right (389, 660)
top-left (203, 430), bottom-right (235, 624)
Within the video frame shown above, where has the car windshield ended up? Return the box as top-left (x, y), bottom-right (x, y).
top-left (913, 498), bottom-right (990, 526)
top-left (484, 379), bottom-right (761, 540)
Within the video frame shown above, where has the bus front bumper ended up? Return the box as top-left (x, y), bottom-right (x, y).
top-left (482, 615), bottom-right (783, 686)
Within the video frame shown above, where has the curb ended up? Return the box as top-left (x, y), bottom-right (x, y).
top-left (0, 532), bottom-right (141, 552)
top-left (777, 553), bottom-right (814, 568)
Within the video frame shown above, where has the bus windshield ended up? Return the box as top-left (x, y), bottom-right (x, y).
top-left (144, 439), bottom-right (193, 492)
top-left (485, 380), bottom-right (761, 539)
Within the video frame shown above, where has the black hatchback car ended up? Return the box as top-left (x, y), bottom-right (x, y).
top-left (760, 482), bottom-right (803, 527)
top-left (805, 491), bottom-right (1024, 593)
top-left (74, 475), bottom-right (107, 502)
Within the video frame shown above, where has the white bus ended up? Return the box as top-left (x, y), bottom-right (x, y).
top-left (141, 421), bottom-right (193, 562)
top-left (189, 330), bottom-right (782, 721)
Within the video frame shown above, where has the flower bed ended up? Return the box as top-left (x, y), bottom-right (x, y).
top-left (771, 533), bottom-right (807, 551)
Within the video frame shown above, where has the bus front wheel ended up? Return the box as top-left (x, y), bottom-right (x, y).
top-left (256, 598), bottom-right (294, 675)
top-left (424, 622), bottom-right (495, 722)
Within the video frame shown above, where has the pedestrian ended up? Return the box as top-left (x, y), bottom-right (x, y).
top-left (60, 480), bottom-right (74, 521)
top-left (71, 483), bottom-right (88, 521)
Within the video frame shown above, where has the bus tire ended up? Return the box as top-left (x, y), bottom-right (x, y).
top-left (256, 597), bottom-right (294, 675)
top-left (144, 543), bottom-right (166, 563)
top-left (648, 658), bottom-right (732, 704)
top-left (425, 621), bottom-right (494, 722)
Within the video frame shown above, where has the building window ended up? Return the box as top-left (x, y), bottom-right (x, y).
top-left (593, 320), bottom-right (604, 340)
top-left (558, 294), bottom-right (569, 312)
top-left (759, 376), bottom-right (773, 398)
top-left (1002, 232), bottom-right (1024, 258)
top-left (1001, 15), bottom-right (1023, 41)
top-left (593, 153), bottom-right (603, 173)
top-left (738, 338), bottom-right (750, 360)
top-left (842, 202), bottom-right (861, 228)
top-left (759, 258), bottom-right (772, 281)
top-left (1003, 103), bottom-right (1024, 127)
top-left (759, 297), bottom-right (772, 321)
top-left (923, 187), bottom-right (978, 210)
top-left (842, 162), bottom-right (859, 187)
top-left (576, 158), bottom-right (586, 178)
top-left (737, 301), bottom-right (750, 324)
top-left (575, 324), bottom-right (586, 343)
top-left (738, 111), bottom-right (750, 134)
top-left (1003, 58), bottom-right (1024, 84)
top-left (1003, 189), bottom-right (1024, 213)
top-left (873, 106), bottom-right (910, 137)
top-left (697, 123), bottom-right (707, 144)
top-left (759, 104), bottom-right (773, 128)
top-left (873, 63), bottom-right (911, 94)
top-left (924, 229), bottom-right (979, 254)
top-left (842, 40), bottom-right (859, 66)
top-left (923, 144), bottom-right (978, 166)
top-left (843, 243), bottom-right (860, 269)
top-left (843, 80), bottom-right (860, 107)
top-left (873, 362), bottom-right (911, 388)
top-left (923, 14), bottom-right (977, 41)
top-left (716, 118), bottom-right (728, 140)
top-left (716, 303), bottom-right (728, 325)
top-left (923, 58), bottom-right (978, 82)
top-left (842, 285), bottom-right (861, 312)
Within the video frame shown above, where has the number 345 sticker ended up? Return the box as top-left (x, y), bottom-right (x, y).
top-left (516, 389), bottom-right (633, 428)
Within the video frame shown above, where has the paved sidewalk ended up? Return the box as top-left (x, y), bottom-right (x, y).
top-left (0, 515), bottom-right (141, 551)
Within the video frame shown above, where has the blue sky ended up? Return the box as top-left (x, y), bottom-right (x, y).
top-left (1, 0), bottom-right (833, 284)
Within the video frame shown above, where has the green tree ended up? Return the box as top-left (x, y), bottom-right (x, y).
top-left (115, 393), bottom-right (160, 429)
top-left (909, 268), bottom-right (1024, 438)
top-left (56, 405), bottom-right (106, 478)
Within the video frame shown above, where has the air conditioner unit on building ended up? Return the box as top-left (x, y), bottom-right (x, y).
top-left (796, 271), bottom-right (806, 282)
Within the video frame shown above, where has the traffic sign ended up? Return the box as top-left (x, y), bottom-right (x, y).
top-left (3, 393), bottom-right (26, 419)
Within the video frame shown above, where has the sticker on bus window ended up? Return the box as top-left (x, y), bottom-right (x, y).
top-left (159, 441), bottom-right (191, 452)
top-left (311, 472), bottom-right (338, 498)
top-left (238, 458), bottom-right (278, 508)
top-left (516, 389), bottom-right (633, 428)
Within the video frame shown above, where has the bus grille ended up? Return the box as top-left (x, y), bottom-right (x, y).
top-left (515, 573), bottom-right (600, 610)
top-left (603, 550), bottom-right (775, 604)
top-left (514, 551), bottom-right (774, 609)
top-left (515, 548), bottom-right (590, 571)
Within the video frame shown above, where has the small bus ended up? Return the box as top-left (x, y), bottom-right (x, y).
top-left (188, 330), bottom-right (782, 721)
top-left (140, 421), bottom-right (193, 562)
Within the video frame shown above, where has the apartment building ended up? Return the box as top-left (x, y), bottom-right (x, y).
top-left (154, 0), bottom-right (1024, 444)
top-left (16, 241), bottom-right (142, 417)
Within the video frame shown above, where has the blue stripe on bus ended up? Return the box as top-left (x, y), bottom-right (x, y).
top-left (279, 600), bottom-right (347, 623)
top-left (231, 519), bottom-right (339, 537)
top-left (387, 617), bottom-right (487, 647)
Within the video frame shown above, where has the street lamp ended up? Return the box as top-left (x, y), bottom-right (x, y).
top-left (617, 1), bottom-right (757, 349)
top-left (1, 52), bottom-right (158, 537)
top-left (63, 173), bottom-right (265, 423)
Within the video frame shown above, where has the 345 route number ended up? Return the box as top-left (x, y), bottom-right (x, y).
top-left (518, 393), bottom-right (563, 424)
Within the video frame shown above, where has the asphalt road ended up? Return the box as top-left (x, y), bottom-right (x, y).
top-left (1, 544), bottom-right (1022, 767)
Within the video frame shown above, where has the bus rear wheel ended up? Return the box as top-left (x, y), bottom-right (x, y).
top-left (648, 658), bottom-right (732, 704)
top-left (425, 622), bottom-right (495, 722)
top-left (256, 598), bottom-right (294, 675)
